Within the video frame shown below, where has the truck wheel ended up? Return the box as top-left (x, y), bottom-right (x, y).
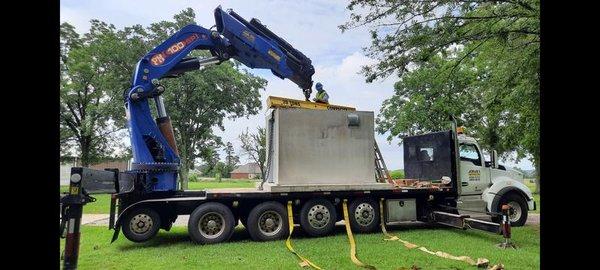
top-left (188, 202), bottom-right (235, 244)
top-left (348, 198), bottom-right (380, 233)
top-left (494, 193), bottom-right (528, 227)
top-left (300, 199), bottom-right (337, 237)
top-left (247, 201), bottom-right (289, 241)
top-left (122, 207), bottom-right (161, 243)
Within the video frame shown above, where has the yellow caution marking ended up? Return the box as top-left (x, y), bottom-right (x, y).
top-left (286, 201), bottom-right (322, 269)
top-left (342, 199), bottom-right (376, 270)
top-left (70, 186), bottom-right (79, 195)
top-left (378, 198), bottom-right (501, 269)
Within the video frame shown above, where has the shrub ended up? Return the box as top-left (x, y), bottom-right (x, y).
top-left (188, 173), bottom-right (199, 182)
top-left (389, 169), bottom-right (404, 179)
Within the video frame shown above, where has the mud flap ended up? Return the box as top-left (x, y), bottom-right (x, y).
top-left (111, 221), bottom-right (121, 243)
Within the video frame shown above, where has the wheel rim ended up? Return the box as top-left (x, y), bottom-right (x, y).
top-left (129, 213), bottom-right (153, 235)
top-left (307, 204), bottom-right (331, 229)
top-left (258, 210), bottom-right (283, 236)
top-left (507, 201), bottom-right (522, 222)
top-left (354, 202), bottom-right (375, 226)
top-left (198, 212), bottom-right (226, 239)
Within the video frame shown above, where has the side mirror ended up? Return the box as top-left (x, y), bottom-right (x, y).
top-left (491, 150), bottom-right (498, 169)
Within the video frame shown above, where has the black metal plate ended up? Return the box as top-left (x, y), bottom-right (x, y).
top-left (404, 131), bottom-right (455, 182)
top-left (77, 167), bottom-right (118, 194)
top-left (118, 172), bottom-right (136, 193)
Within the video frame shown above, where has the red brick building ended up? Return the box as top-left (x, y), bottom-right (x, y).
top-left (230, 163), bottom-right (262, 179)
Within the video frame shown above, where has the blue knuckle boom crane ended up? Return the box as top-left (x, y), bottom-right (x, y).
top-left (126, 6), bottom-right (314, 192)
top-left (60, 6), bottom-right (314, 269)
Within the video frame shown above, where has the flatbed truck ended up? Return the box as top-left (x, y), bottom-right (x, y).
top-left (59, 6), bottom-right (533, 269)
top-left (62, 121), bottom-right (518, 245)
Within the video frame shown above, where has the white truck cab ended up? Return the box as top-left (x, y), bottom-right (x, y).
top-left (456, 128), bottom-right (536, 226)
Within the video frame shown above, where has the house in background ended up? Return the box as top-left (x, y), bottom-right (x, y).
top-left (230, 162), bottom-right (262, 179)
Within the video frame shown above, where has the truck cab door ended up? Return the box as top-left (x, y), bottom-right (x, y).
top-left (458, 143), bottom-right (490, 195)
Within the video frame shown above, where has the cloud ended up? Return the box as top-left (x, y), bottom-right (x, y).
top-left (214, 51), bottom-right (404, 169)
top-left (60, 5), bottom-right (94, 32)
top-left (60, 0), bottom-right (369, 66)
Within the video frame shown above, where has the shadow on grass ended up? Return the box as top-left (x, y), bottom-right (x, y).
top-left (117, 220), bottom-right (520, 250)
top-left (117, 226), bottom-right (252, 251)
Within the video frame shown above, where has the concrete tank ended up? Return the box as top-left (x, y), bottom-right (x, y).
top-left (263, 108), bottom-right (388, 192)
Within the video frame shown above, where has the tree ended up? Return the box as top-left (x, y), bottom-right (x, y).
top-left (239, 127), bottom-right (267, 179)
top-left (224, 142), bottom-right (240, 178)
top-left (60, 22), bottom-right (127, 166)
top-left (340, 0), bottom-right (539, 82)
top-left (61, 9), bottom-right (267, 189)
top-left (341, 0), bottom-right (540, 193)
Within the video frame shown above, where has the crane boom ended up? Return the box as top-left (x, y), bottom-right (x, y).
top-left (125, 6), bottom-right (315, 192)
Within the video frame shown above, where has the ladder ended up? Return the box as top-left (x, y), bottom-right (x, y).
top-left (374, 141), bottom-right (393, 183)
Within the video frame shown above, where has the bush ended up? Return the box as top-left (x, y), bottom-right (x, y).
top-left (188, 172), bottom-right (200, 182)
top-left (389, 169), bottom-right (404, 179)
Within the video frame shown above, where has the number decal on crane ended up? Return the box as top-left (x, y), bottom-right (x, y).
top-left (150, 33), bottom-right (207, 66)
top-left (268, 49), bottom-right (281, 62)
top-left (242, 30), bottom-right (255, 43)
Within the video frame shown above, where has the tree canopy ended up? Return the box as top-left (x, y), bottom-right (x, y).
top-left (341, 0), bottom-right (540, 191)
top-left (60, 22), bottom-right (129, 166)
top-left (60, 8), bottom-right (266, 188)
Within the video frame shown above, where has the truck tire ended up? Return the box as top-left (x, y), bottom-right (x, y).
top-left (348, 198), bottom-right (380, 233)
top-left (247, 201), bottom-right (289, 241)
top-left (493, 193), bottom-right (528, 227)
top-left (300, 199), bottom-right (337, 237)
top-left (188, 202), bottom-right (235, 244)
top-left (122, 207), bottom-right (161, 243)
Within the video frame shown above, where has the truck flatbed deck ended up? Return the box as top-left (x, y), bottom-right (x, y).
top-left (161, 182), bottom-right (455, 202)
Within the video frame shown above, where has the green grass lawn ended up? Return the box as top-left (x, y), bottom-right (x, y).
top-left (524, 180), bottom-right (539, 214)
top-left (60, 179), bottom-right (258, 214)
top-left (62, 224), bottom-right (540, 269)
top-left (188, 179), bottom-right (257, 189)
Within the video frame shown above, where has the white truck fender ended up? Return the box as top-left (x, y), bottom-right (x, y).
top-left (482, 178), bottom-right (535, 213)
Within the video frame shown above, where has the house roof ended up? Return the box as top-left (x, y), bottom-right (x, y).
top-left (231, 162), bottom-right (261, 174)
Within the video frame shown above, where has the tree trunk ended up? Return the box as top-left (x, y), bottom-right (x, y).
top-left (179, 160), bottom-right (190, 190)
top-left (259, 161), bottom-right (265, 181)
top-left (534, 158), bottom-right (540, 194)
top-left (80, 137), bottom-right (91, 167)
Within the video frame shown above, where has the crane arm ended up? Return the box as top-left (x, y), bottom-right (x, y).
top-left (125, 6), bottom-right (315, 192)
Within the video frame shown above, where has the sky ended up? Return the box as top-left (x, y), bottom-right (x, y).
top-left (60, 0), bottom-right (534, 171)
